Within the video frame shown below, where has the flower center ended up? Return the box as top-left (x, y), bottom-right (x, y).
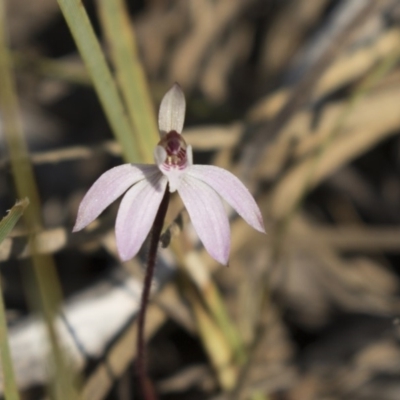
top-left (158, 130), bottom-right (187, 169)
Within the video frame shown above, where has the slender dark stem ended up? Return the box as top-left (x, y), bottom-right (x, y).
top-left (136, 186), bottom-right (170, 400)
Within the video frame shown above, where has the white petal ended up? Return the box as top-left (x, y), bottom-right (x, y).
top-left (165, 169), bottom-right (185, 193)
top-left (185, 165), bottom-right (265, 233)
top-left (158, 83), bottom-right (186, 136)
top-left (178, 174), bottom-right (230, 265)
top-left (116, 172), bottom-right (168, 261)
top-left (186, 145), bottom-right (193, 166)
top-left (154, 145), bottom-right (167, 167)
top-left (73, 164), bottom-right (159, 232)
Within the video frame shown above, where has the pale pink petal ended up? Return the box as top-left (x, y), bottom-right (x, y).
top-left (178, 174), bottom-right (230, 265)
top-left (73, 164), bottom-right (159, 232)
top-left (185, 165), bottom-right (265, 233)
top-left (158, 83), bottom-right (186, 136)
top-left (116, 172), bottom-right (168, 261)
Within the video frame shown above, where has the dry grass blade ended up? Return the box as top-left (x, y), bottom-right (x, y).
top-left (82, 304), bottom-right (166, 400)
top-left (183, 276), bottom-right (238, 392)
top-left (0, 220), bottom-right (113, 262)
top-left (230, 304), bottom-right (295, 400)
top-left (294, 226), bottom-right (400, 252)
top-left (170, 240), bottom-right (246, 389)
top-left (249, 27), bottom-right (400, 124)
top-left (0, 123), bottom-right (242, 169)
top-left (169, 0), bottom-right (252, 89)
top-left (244, 1), bottom-right (379, 173)
top-left (269, 50), bottom-right (400, 220)
top-left (280, 215), bottom-right (400, 317)
top-left (260, 0), bottom-right (329, 78)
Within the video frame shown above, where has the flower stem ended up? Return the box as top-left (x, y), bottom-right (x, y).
top-left (136, 186), bottom-right (170, 400)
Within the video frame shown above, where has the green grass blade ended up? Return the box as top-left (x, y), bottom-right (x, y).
top-left (0, 274), bottom-right (20, 400)
top-left (97, 0), bottom-right (159, 163)
top-left (0, 2), bottom-right (80, 398)
top-left (0, 200), bottom-right (29, 400)
top-left (0, 198), bottom-right (29, 244)
top-left (57, 0), bottom-right (141, 163)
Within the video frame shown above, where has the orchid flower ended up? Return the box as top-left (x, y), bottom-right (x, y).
top-left (73, 84), bottom-right (265, 265)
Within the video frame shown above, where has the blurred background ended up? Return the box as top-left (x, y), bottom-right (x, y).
top-left (1, 0), bottom-right (400, 399)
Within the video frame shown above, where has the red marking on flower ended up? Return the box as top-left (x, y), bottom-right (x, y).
top-left (158, 130), bottom-right (187, 168)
